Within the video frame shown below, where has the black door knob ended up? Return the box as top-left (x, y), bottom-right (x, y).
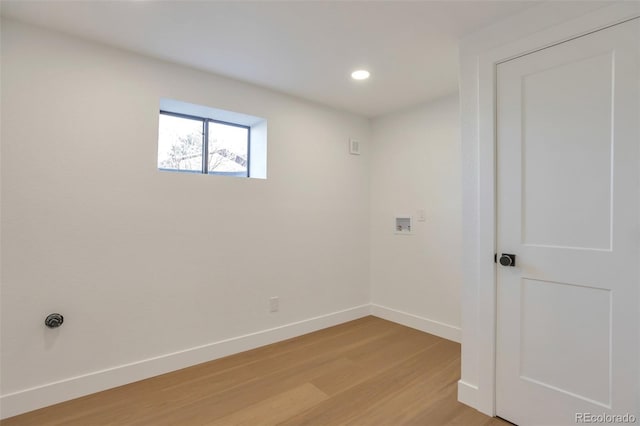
top-left (499, 254), bottom-right (516, 267)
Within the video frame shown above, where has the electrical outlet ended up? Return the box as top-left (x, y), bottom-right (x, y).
top-left (349, 138), bottom-right (360, 155)
top-left (269, 296), bottom-right (279, 313)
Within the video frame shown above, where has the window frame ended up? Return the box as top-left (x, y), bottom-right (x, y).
top-left (159, 110), bottom-right (251, 177)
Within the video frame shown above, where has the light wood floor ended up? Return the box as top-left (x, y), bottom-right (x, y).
top-left (2, 316), bottom-right (508, 425)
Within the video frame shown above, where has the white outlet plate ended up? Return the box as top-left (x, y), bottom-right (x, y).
top-left (349, 138), bottom-right (360, 155)
top-left (269, 296), bottom-right (279, 312)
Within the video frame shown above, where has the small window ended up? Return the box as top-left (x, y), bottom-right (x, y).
top-left (157, 99), bottom-right (266, 179)
top-left (158, 113), bottom-right (203, 173)
top-left (207, 121), bottom-right (249, 176)
top-left (158, 111), bottom-right (250, 177)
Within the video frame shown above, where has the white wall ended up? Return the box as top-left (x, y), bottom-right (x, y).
top-left (370, 96), bottom-right (461, 342)
top-left (0, 19), bottom-right (371, 417)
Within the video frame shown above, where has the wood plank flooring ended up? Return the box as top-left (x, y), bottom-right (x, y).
top-left (1, 316), bottom-right (508, 425)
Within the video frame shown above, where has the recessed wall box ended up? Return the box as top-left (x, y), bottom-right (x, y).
top-left (395, 216), bottom-right (412, 235)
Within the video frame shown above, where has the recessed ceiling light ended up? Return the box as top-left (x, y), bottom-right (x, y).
top-left (351, 70), bottom-right (370, 80)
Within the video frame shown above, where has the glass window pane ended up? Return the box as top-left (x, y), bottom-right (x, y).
top-left (158, 114), bottom-right (203, 172)
top-left (208, 122), bottom-right (248, 176)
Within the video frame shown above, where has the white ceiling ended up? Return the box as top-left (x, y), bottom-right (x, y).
top-left (1, 1), bottom-right (544, 117)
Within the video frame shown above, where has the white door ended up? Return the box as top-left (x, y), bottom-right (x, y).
top-left (496, 18), bottom-right (640, 426)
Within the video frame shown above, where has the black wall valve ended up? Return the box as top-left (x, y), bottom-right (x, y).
top-left (45, 313), bottom-right (64, 328)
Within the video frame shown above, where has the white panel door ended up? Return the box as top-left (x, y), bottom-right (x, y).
top-left (496, 19), bottom-right (640, 426)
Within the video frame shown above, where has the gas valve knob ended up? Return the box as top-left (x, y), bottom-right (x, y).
top-left (45, 313), bottom-right (64, 328)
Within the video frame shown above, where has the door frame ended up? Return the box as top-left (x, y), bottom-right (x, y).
top-left (458, 2), bottom-right (640, 416)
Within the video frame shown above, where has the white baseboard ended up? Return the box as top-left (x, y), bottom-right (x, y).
top-left (0, 304), bottom-right (371, 419)
top-left (370, 304), bottom-right (461, 343)
top-left (2, 303), bottom-right (464, 419)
